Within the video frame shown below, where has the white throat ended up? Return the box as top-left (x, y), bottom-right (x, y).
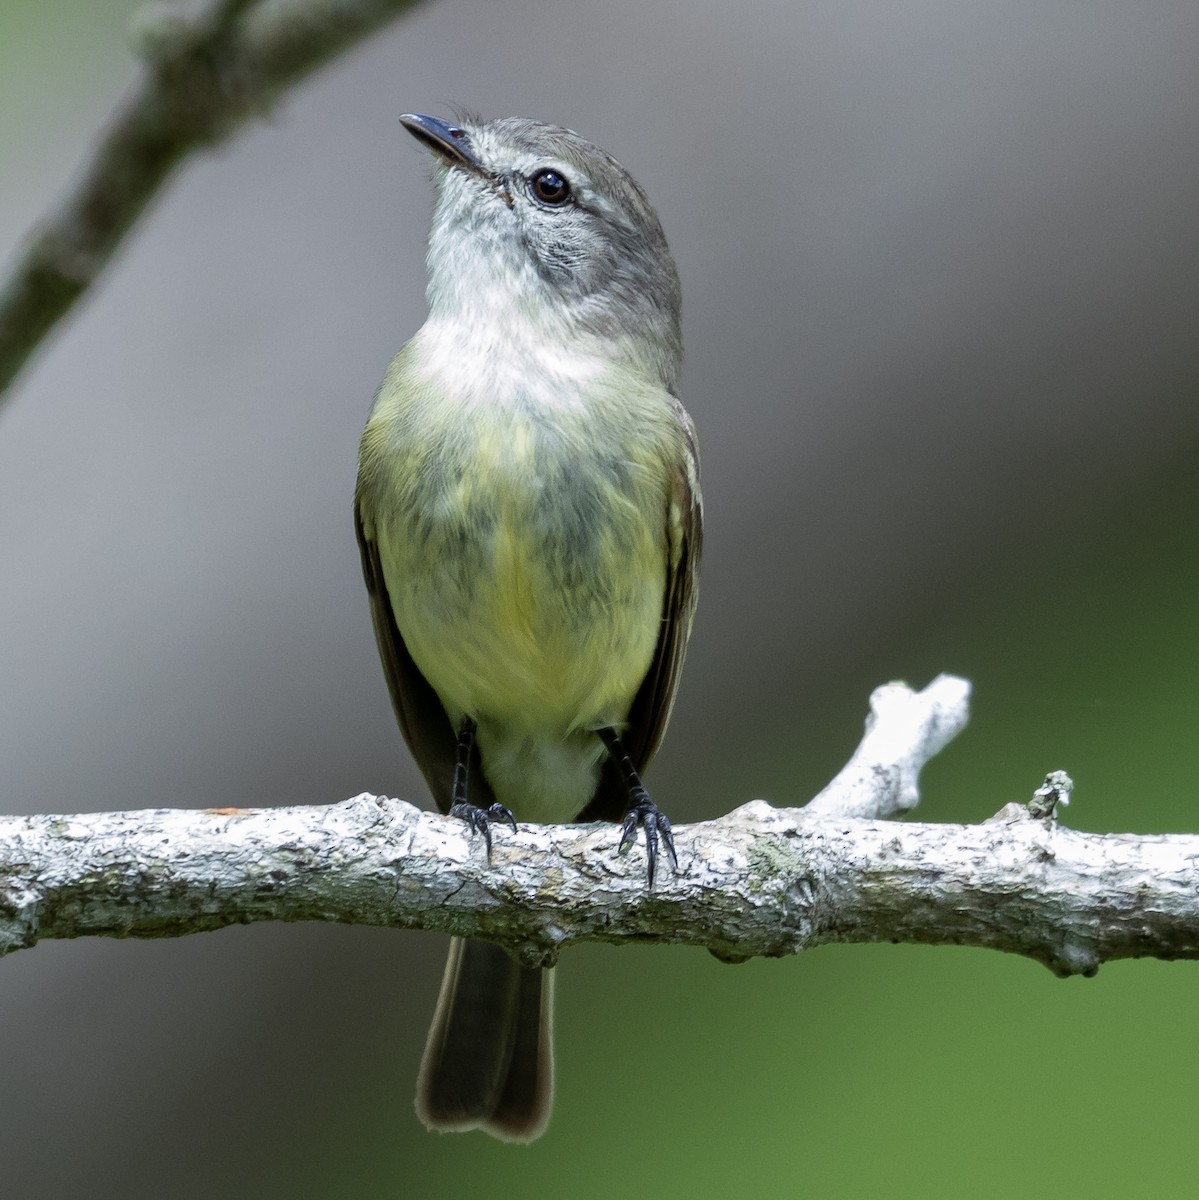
top-left (420, 227), bottom-right (612, 408)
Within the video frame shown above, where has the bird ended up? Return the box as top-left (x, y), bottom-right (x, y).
top-left (354, 111), bottom-right (701, 1142)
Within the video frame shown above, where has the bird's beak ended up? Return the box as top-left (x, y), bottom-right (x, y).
top-left (400, 113), bottom-right (482, 170)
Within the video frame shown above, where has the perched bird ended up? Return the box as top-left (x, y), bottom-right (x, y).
top-left (355, 112), bottom-right (702, 1142)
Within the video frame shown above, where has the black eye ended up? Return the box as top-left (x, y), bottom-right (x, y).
top-left (530, 169), bottom-right (571, 206)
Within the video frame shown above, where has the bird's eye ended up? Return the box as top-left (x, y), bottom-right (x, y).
top-left (530, 169), bottom-right (571, 206)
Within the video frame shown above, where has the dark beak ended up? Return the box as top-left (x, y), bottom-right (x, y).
top-left (400, 113), bottom-right (482, 169)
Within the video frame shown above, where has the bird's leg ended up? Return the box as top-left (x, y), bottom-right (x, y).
top-left (447, 715), bottom-right (516, 858)
top-left (598, 727), bottom-right (678, 887)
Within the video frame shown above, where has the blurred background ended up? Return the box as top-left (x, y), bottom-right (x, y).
top-left (2, 1), bottom-right (1198, 1196)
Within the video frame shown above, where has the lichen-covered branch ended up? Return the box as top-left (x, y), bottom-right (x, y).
top-left (1, 675), bottom-right (1196, 978)
top-left (806, 674), bottom-right (971, 819)
top-left (0, 0), bottom-right (423, 401)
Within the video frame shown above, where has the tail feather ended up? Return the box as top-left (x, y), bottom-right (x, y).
top-left (487, 961), bottom-right (555, 1141)
top-left (415, 937), bottom-right (554, 1142)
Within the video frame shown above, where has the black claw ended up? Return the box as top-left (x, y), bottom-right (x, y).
top-left (449, 800), bottom-right (516, 860)
top-left (490, 802), bottom-right (518, 835)
top-left (618, 796), bottom-right (677, 888)
top-left (658, 812), bottom-right (678, 874)
top-left (600, 727), bottom-right (679, 888)
top-left (618, 815), bottom-right (638, 857)
top-left (446, 714), bottom-right (515, 858)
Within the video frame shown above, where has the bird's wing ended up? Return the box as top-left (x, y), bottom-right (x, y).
top-left (354, 501), bottom-right (496, 815)
top-left (580, 400), bottom-right (703, 822)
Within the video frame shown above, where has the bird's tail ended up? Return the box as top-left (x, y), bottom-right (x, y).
top-left (415, 937), bottom-right (554, 1142)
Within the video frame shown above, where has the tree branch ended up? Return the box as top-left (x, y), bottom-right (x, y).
top-left (0, 0), bottom-right (422, 403)
top-left (806, 673), bottom-right (971, 819)
top-left (2, 675), bottom-right (1195, 978)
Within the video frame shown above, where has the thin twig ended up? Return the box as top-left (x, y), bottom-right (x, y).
top-left (0, 0), bottom-right (422, 402)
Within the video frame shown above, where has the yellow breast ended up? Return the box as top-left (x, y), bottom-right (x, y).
top-left (359, 341), bottom-right (680, 738)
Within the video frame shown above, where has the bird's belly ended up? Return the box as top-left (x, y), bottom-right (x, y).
top-left (381, 460), bottom-right (667, 736)
top-left (403, 568), bottom-right (662, 732)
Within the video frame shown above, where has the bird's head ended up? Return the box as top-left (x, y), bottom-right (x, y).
top-left (402, 112), bottom-right (682, 390)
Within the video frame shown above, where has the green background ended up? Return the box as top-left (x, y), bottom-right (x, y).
top-left (1, 2), bottom-right (1197, 1197)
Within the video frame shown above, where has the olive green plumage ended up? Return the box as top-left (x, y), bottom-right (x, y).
top-left (355, 113), bottom-right (701, 1141)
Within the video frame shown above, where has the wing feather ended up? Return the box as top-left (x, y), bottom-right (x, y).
top-left (354, 501), bottom-right (496, 814)
top-left (580, 402), bottom-right (702, 822)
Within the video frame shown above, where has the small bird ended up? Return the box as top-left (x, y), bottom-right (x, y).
top-left (355, 112), bottom-right (702, 1142)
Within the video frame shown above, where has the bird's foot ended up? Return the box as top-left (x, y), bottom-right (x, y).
top-left (617, 792), bottom-right (677, 888)
top-left (449, 800), bottom-right (517, 859)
